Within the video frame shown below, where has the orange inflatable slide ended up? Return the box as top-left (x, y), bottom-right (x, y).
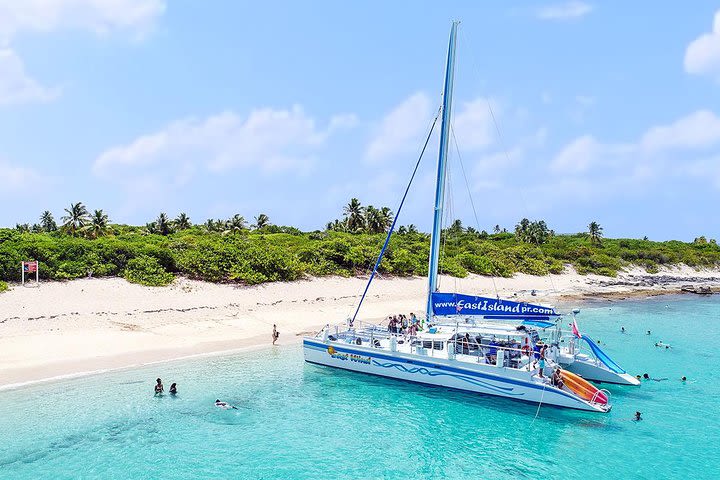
top-left (559, 370), bottom-right (608, 405)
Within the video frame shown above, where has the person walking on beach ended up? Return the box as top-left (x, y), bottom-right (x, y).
top-left (154, 378), bottom-right (164, 395)
top-left (272, 324), bottom-right (280, 345)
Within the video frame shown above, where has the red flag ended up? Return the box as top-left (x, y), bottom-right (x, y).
top-left (571, 319), bottom-right (581, 338)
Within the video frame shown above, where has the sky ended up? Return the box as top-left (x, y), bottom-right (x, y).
top-left (1, 1), bottom-right (720, 240)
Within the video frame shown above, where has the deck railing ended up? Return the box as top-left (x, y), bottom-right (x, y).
top-left (320, 322), bottom-right (552, 370)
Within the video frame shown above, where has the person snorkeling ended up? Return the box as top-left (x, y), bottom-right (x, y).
top-left (215, 399), bottom-right (238, 410)
top-left (634, 411), bottom-right (642, 421)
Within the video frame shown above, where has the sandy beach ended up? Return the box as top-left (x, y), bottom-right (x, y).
top-left (1, 265), bottom-right (718, 389)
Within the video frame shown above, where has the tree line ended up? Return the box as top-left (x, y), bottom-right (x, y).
top-left (2, 198), bottom-right (719, 288)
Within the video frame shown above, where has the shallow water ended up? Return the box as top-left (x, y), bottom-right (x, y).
top-left (1, 295), bottom-right (719, 479)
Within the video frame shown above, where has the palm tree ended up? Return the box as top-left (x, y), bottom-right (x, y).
top-left (203, 219), bottom-right (216, 232)
top-left (61, 202), bottom-right (89, 235)
top-left (343, 198), bottom-right (365, 233)
top-left (15, 223), bottom-right (30, 233)
top-left (326, 219), bottom-right (346, 232)
top-left (379, 207), bottom-right (393, 231)
top-left (588, 221), bottom-right (603, 245)
top-left (40, 211), bottom-right (57, 232)
top-left (407, 224), bottom-right (418, 234)
top-left (88, 209), bottom-right (110, 238)
top-left (253, 213), bottom-right (270, 230)
top-left (493, 224), bottom-right (501, 234)
top-left (174, 213), bottom-right (191, 230)
top-left (448, 219), bottom-right (464, 235)
top-left (225, 214), bottom-right (248, 233)
top-left (364, 206), bottom-right (383, 234)
top-left (515, 218), bottom-right (530, 240)
top-left (31, 223), bottom-right (43, 233)
top-left (154, 213), bottom-right (173, 236)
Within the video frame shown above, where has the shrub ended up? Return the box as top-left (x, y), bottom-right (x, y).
top-left (123, 255), bottom-right (175, 286)
top-left (0, 280), bottom-right (8, 292)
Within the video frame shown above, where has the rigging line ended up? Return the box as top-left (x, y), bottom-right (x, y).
top-left (457, 28), bottom-right (557, 297)
top-left (350, 107), bottom-right (442, 323)
top-left (450, 124), bottom-right (500, 299)
top-left (446, 155), bottom-right (460, 294)
top-left (346, 106), bottom-right (446, 322)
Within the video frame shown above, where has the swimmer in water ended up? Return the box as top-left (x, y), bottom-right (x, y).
top-left (621, 326), bottom-right (625, 333)
top-left (154, 378), bottom-right (164, 395)
top-left (169, 383), bottom-right (177, 395)
top-left (215, 399), bottom-right (238, 410)
top-left (681, 376), bottom-right (687, 382)
top-left (634, 411), bottom-right (642, 421)
top-left (643, 373), bottom-right (650, 380)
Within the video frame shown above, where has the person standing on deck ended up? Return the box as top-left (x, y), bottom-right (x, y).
top-left (538, 345), bottom-right (548, 378)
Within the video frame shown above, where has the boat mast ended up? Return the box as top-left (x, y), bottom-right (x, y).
top-left (426, 21), bottom-right (459, 322)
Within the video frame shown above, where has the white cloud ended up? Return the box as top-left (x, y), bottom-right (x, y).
top-left (0, 48), bottom-right (59, 105)
top-left (94, 105), bottom-right (355, 180)
top-left (0, 0), bottom-right (166, 106)
top-left (365, 93), bottom-right (502, 164)
top-left (364, 92), bottom-right (433, 163)
top-left (536, 2), bottom-right (593, 20)
top-left (0, 0), bottom-right (166, 42)
top-left (551, 110), bottom-right (720, 183)
top-left (684, 10), bottom-right (720, 80)
top-left (0, 160), bottom-right (47, 194)
top-left (640, 110), bottom-right (720, 152)
top-left (551, 135), bottom-right (598, 173)
top-left (328, 113), bottom-right (359, 132)
top-left (452, 97), bottom-right (497, 151)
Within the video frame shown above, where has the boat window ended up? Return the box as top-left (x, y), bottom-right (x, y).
top-left (433, 341), bottom-right (443, 350)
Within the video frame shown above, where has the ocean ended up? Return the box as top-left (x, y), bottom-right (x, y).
top-left (1, 295), bottom-right (718, 479)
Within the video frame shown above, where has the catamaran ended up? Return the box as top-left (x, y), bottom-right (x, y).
top-left (304, 22), bottom-right (625, 412)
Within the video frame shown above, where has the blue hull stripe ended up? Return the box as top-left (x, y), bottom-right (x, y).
top-left (303, 339), bottom-right (582, 404)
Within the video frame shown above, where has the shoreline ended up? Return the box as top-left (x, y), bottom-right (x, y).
top-left (1, 266), bottom-right (718, 390)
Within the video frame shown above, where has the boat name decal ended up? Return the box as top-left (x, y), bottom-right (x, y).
top-left (327, 346), bottom-right (371, 365)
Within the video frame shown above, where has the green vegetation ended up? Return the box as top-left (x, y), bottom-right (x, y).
top-left (0, 280), bottom-right (8, 293)
top-left (1, 203), bottom-right (719, 287)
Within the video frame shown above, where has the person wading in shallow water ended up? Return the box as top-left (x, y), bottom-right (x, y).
top-left (154, 378), bottom-right (164, 395)
top-left (272, 324), bottom-right (280, 345)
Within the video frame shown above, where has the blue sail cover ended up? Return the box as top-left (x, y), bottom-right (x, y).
top-left (431, 292), bottom-right (558, 319)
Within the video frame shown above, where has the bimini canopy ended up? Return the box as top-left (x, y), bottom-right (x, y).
top-left (431, 292), bottom-right (559, 320)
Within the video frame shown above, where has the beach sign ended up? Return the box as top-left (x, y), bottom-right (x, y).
top-left (21, 261), bottom-right (39, 286)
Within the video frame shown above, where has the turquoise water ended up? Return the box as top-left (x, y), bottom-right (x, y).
top-left (1, 295), bottom-right (719, 479)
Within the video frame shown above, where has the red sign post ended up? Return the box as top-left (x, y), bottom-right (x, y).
top-left (21, 261), bottom-right (39, 286)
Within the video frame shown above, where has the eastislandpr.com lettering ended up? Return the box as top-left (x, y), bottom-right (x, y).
top-left (433, 298), bottom-right (555, 315)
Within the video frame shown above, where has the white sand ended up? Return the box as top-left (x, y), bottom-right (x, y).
top-left (1, 265), bottom-right (718, 389)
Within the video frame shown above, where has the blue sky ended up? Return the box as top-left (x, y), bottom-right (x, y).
top-left (1, 1), bottom-right (720, 240)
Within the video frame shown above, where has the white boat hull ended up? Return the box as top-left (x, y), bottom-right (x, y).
top-left (562, 357), bottom-right (640, 386)
top-left (304, 338), bottom-right (608, 412)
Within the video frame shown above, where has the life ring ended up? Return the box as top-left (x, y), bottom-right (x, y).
top-left (521, 337), bottom-right (531, 355)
